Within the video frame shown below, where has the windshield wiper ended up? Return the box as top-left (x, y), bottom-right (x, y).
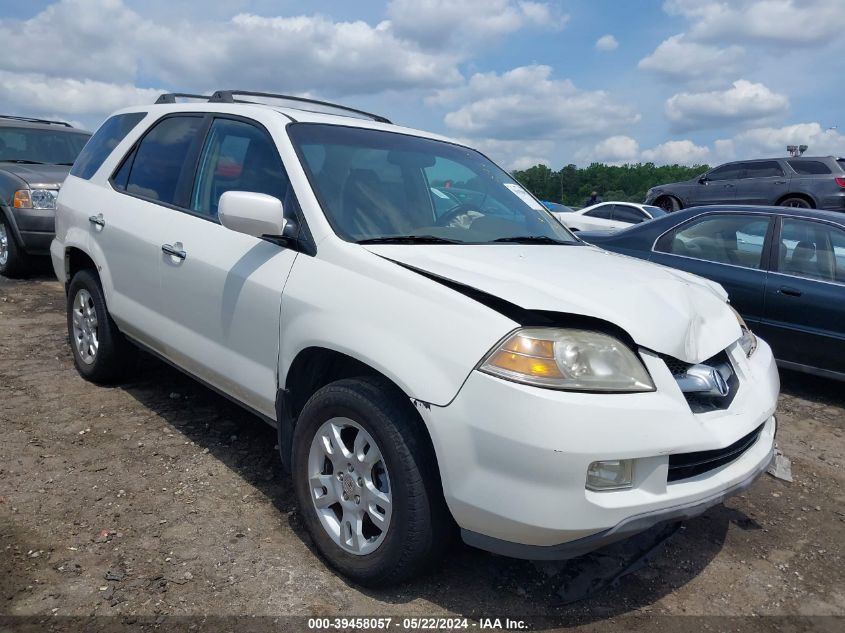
top-left (1, 159), bottom-right (47, 164)
top-left (492, 236), bottom-right (573, 244)
top-left (357, 235), bottom-right (462, 245)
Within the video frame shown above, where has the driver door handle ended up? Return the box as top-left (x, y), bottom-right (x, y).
top-left (161, 243), bottom-right (187, 260)
top-left (778, 286), bottom-right (802, 297)
top-left (88, 214), bottom-right (105, 228)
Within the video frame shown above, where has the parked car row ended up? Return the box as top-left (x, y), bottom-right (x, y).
top-left (552, 201), bottom-right (666, 232)
top-left (5, 95), bottom-right (781, 588)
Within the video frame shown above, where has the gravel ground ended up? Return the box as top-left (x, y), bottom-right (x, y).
top-left (1, 270), bottom-right (843, 631)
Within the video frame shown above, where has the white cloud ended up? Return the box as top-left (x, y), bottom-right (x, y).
top-left (456, 137), bottom-right (555, 171)
top-left (0, 0), bottom-right (465, 104)
top-left (577, 136), bottom-right (711, 166)
top-left (725, 122), bottom-right (845, 158)
top-left (641, 139), bottom-right (711, 164)
top-left (577, 135), bottom-right (641, 164)
top-left (0, 71), bottom-right (161, 119)
top-left (665, 80), bottom-right (789, 131)
top-left (664, 0), bottom-right (845, 46)
top-left (638, 34), bottom-right (745, 84)
top-left (436, 65), bottom-right (640, 141)
top-left (595, 34), bottom-right (619, 51)
top-left (385, 0), bottom-right (568, 49)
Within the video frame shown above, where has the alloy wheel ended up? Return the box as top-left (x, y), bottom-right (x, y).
top-left (0, 222), bottom-right (8, 267)
top-left (71, 289), bottom-right (99, 364)
top-left (307, 417), bottom-right (392, 556)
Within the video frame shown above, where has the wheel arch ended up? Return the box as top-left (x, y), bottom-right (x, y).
top-left (776, 192), bottom-right (816, 208)
top-left (277, 346), bottom-right (442, 484)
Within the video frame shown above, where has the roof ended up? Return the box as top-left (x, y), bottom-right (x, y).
top-left (113, 92), bottom-right (459, 146)
top-left (680, 204), bottom-right (845, 224)
top-left (0, 115), bottom-right (88, 134)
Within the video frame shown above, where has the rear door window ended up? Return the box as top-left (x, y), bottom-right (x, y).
top-left (788, 160), bottom-right (832, 175)
top-left (121, 116), bottom-right (205, 206)
top-left (778, 218), bottom-right (845, 283)
top-left (656, 214), bottom-right (771, 269)
top-left (611, 205), bottom-right (648, 224)
top-left (742, 161), bottom-right (784, 178)
top-left (584, 205), bottom-right (613, 220)
top-left (70, 112), bottom-right (146, 179)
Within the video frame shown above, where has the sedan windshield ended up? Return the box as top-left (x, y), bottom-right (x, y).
top-left (288, 124), bottom-right (577, 245)
top-left (0, 128), bottom-right (90, 165)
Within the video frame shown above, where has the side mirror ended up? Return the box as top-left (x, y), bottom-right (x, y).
top-left (218, 191), bottom-right (287, 238)
top-left (698, 176), bottom-right (709, 184)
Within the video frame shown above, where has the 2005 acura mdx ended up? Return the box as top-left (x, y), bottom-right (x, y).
top-left (52, 91), bottom-right (779, 586)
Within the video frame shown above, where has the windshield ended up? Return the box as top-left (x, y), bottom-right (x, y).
top-left (643, 205), bottom-right (667, 217)
top-left (288, 124), bottom-right (577, 244)
top-left (0, 127), bottom-right (90, 165)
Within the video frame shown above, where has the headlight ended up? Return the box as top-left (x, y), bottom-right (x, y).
top-left (13, 189), bottom-right (57, 210)
top-left (479, 327), bottom-right (655, 392)
top-left (730, 306), bottom-right (757, 357)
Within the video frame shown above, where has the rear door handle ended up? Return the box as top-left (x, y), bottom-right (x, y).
top-left (88, 214), bottom-right (105, 228)
top-left (774, 180), bottom-right (787, 185)
top-left (778, 286), bottom-right (802, 297)
top-left (161, 243), bottom-right (186, 260)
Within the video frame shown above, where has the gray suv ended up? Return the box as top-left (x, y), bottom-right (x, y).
top-left (646, 156), bottom-right (845, 213)
top-left (0, 115), bottom-right (91, 277)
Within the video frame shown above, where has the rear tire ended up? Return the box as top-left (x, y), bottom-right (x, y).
top-left (67, 269), bottom-right (137, 384)
top-left (0, 215), bottom-right (31, 278)
top-left (291, 376), bottom-right (451, 587)
top-left (779, 196), bottom-right (813, 209)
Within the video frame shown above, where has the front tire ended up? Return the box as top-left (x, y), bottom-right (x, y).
top-left (67, 269), bottom-right (136, 384)
top-left (655, 195), bottom-right (681, 212)
top-left (291, 376), bottom-right (450, 586)
top-left (0, 215), bottom-right (31, 278)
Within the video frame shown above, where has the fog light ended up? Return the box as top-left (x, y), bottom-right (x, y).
top-left (586, 459), bottom-right (634, 491)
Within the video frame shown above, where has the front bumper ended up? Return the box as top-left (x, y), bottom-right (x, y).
top-left (12, 207), bottom-right (55, 254)
top-left (419, 339), bottom-right (779, 556)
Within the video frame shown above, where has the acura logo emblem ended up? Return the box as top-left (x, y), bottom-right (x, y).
top-left (677, 363), bottom-right (732, 398)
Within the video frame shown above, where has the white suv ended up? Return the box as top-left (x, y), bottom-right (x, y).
top-left (52, 91), bottom-right (779, 586)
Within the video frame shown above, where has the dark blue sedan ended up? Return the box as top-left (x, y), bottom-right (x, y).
top-left (580, 205), bottom-right (845, 381)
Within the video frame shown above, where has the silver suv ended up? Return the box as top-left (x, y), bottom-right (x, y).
top-left (0, 115), bottom-right (91, 277)
top-left (646, 156), bottom-right (845, 213)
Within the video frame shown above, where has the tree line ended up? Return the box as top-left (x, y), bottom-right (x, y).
top-left (511, 162), bottom-right (710, 207)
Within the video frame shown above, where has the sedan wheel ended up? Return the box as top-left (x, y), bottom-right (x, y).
top-left (780, 197), bottom-right (811, 208)
top-left (307, 417), bottom-right (392, 556)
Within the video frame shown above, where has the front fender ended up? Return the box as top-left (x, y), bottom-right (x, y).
top-left (278, 244), bottom-right (516, 406)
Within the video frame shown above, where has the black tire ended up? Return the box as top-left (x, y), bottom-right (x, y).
top-left (0, 215), bottom-right (31, 278)
top-left (291, 376), bottom-right (451, 586)
top-left (779, 196), bottom-right (813, 209)
top-left (66, 269), bottom-right (136, 384)
top-left (656, 195), bottom-right (681, 213)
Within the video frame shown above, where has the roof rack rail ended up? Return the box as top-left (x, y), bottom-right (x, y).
top-left (155, 93), bottom-right (213, 104)
top-left (208, 90), bottom-right (392, 124)
top-left (0, 114), bottom-right (73, 128)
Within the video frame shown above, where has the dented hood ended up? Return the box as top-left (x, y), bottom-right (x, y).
top-left (365, 243), bottom-right (741, 364)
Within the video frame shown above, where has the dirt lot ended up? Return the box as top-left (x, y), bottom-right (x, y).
top-left (1, 269), bottom-right (843, 631)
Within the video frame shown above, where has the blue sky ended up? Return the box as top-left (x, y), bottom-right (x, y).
top-left (0, 0), bottom-right (843, 169)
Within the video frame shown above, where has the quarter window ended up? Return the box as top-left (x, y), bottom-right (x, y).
top-left (657, 214), bottom-right (771, 269)
top-left (191, 118), bottom-right (289, 218)
top-left (70, 112), bottom-right (145, 179)
top-left (777, 218), bottom-right (845, 284)
top-left (787, 160), bottom-right (832, 175)
top-left (121, 116), bottom-right (205, 205)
